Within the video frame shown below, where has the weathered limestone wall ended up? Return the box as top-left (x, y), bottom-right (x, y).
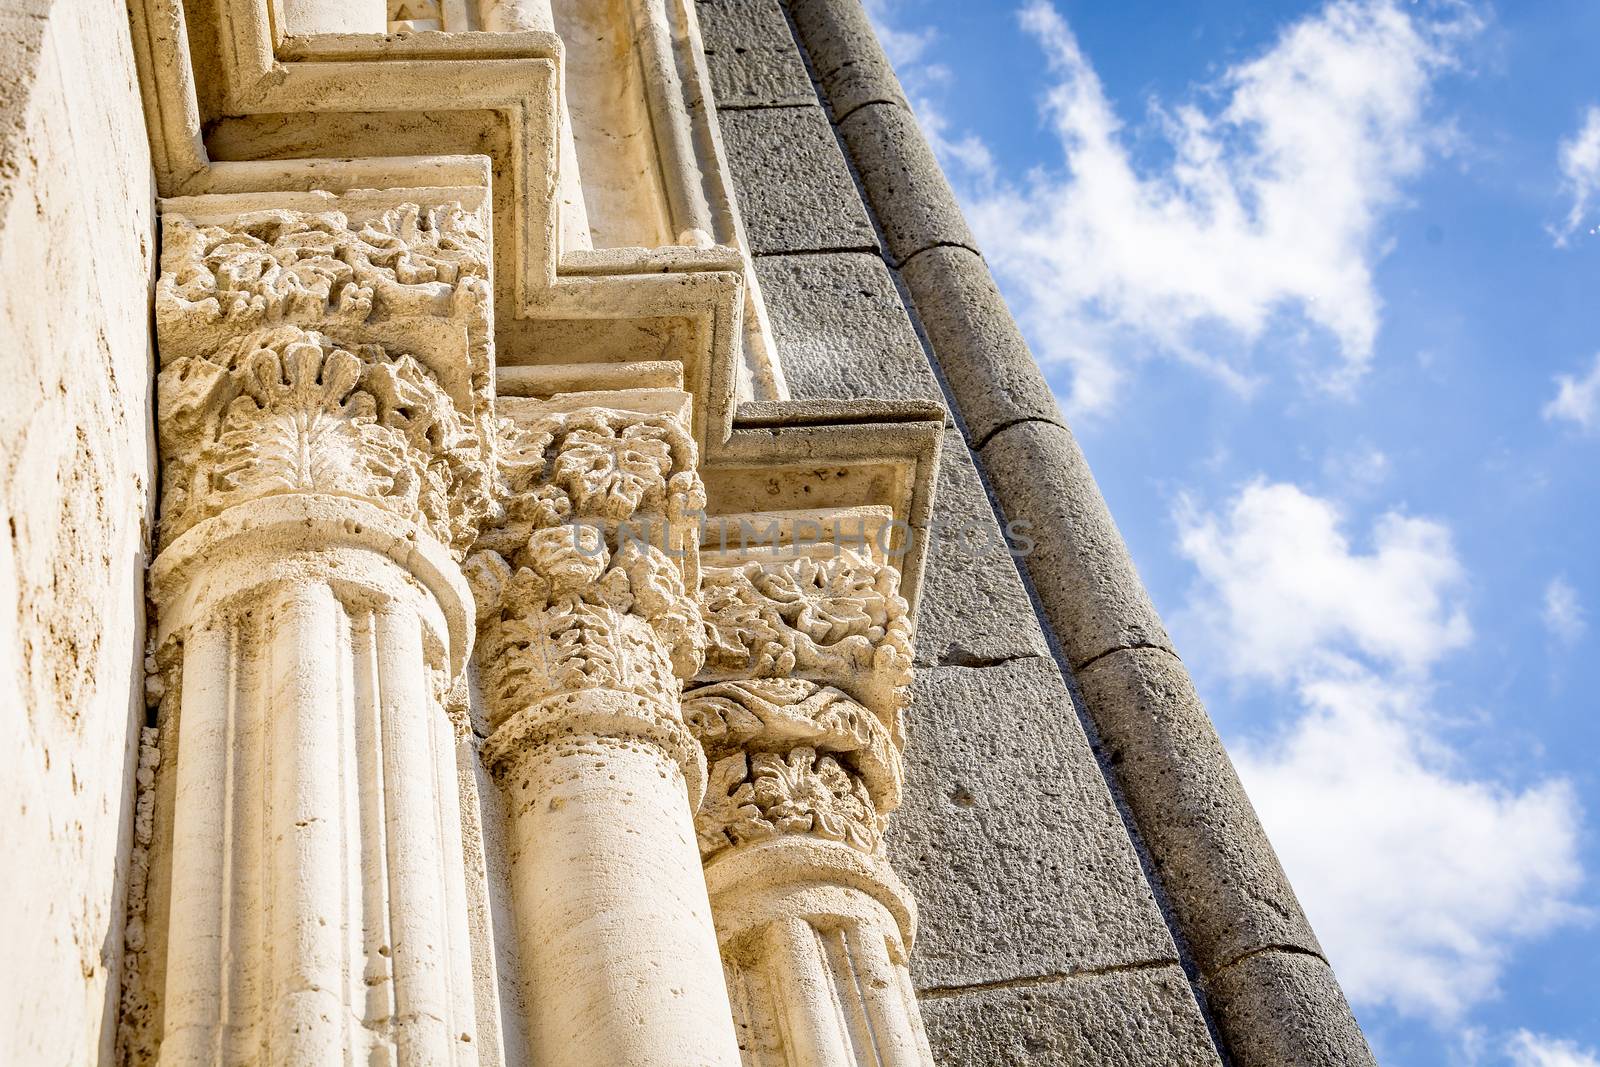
top-left (698, 2), bottom-right (1226, 1063)
top-left (0, 0), bottom-right (156, 1063)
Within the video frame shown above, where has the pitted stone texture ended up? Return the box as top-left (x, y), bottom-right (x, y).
top-left (1074, 646), bottom-right (1324, 973)
top-left (838, 102), bottom-right (977, 265)
top-left (754, 252), bottom-right (943, 405)
top-left (919, 966), bottom-right (1221, 1067)
top-left (979, 420), bottom-right (1173, 668)
top-left (696, 0), bottom-right (817, 108)
top-left (718, 106), bottom-right (877, 255)
top-left (900, 245), bottom-right (1064, 444)
top-left (785, 0), bottom-right (910, 119)
top-left (913, 438), bottom-right (1051, 668)
top-left (0, 0), bottom-right (155, 1062)
top-left (1207, 951), bottom-right (1378, 1067)
top-left (888, 658), bottom-right (1179, 989)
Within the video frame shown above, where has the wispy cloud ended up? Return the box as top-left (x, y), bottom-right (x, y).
top-left (918, 0), bottom-right (1476, 416)
top-left (1507, 1030), bottom-right (1600, 1067)
top-left (1544, 353), bottom-right (1600, 432)
top-left (1542, 577), bottom-right (1586, 646)
top-left (1553, 106), bottom-right (1600, 246)
top-left (1175, 480), bottom-right (1585, 1021)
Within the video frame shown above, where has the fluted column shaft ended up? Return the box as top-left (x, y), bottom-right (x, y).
top-left (152, 497), bottom-right (480, 1066)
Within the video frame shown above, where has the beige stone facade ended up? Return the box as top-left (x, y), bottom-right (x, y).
top-left (0, 0), bottom-right (1375, 1064)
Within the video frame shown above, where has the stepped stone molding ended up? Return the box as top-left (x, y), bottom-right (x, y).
top-left (127, 0), bottom-right (783, 435)
top-left (109, 2), bottom-right (953, 1064)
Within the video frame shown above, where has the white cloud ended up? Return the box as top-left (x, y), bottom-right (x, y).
top-left (1553, 107), bottom-right (1600, 246)
top-left (1176, 481), bottom-right (1586, 1022)
top-left (1235, 669), bottom-right (1584, 1019)
top-left (1542, 577), bottom-right (1586, 645)
top-left (861, 0), bottom-right (936, 70)
top-left (1543, 353), bottom-right (1600, 432)
top-left (930, 0), bottom-right (1475, 416)
top-left (1507, 1030), bottom-right (1600, 1067)
top-left (1175, 480), bottom-right (1471, 681)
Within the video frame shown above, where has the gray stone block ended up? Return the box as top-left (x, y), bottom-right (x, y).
top-left (717, 106), bottom-right (877, 255)
top-left (912, 437), bottom-right (1052, 668)
top-left (784, 0), bottom-right (910, 119)
top-left (979, 419), bottom-right (1173, 668)
top-left (900, 245), bottom-right (1064, 444)
top-left (838, 102), bottom-right (977, 264)
top-left (696, 0), bottom-right (817, 108)
top-left (889, 658), bottom-right (1179, 989)
top-left (1206, 950), bottom-right (1377, 1067)
top-left (919, 966), bottom-right (1222, 1067)
top-left (754, 252), bottom-right (943, 404)
top-left (1074, 646), bottom-right (1324, 974)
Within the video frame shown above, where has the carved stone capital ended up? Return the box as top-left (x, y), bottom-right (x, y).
top-left (686, 679), bottom-right (901, 860)
top-left (698, 548), bottom-right (913, 734)
top-left (156, 203), bottom-right (490, 361)
top-left (156, 325), bottom-right (493, 553)
top-left (473, 405), bottom-right (708, 761)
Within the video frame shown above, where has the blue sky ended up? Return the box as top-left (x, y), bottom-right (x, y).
top-left (864, 1), bottom-right (1600, 1063)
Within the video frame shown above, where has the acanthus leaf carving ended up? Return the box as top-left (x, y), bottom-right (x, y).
top-left (472, 405), bottom-right (708, 730)
top-left (157, 325), bottom-right (492, 552)
top-left (698, 747), bottom-right (881, 859)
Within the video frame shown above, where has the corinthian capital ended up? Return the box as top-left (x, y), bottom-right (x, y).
top-left (156, 326), bottom-right (493, 552)
top-left (685, 679), bottom-right (901, 860)
top-left (699, 547), bottom-right (913, 731)
top-left (472, 404), bottom-right (708, 745)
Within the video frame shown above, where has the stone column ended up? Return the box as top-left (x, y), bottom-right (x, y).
top-left (691, 548), bottom-right (934, 1067)
top-left (149, 326), bottom-right (491, 1065)
top-left (472, 405), bottom-right (743, 1067)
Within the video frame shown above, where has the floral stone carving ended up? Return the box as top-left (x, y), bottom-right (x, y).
top-left (698, 746), bottom-right (880, 858)
top-left (156, 203), bottom-right (489, 357)
top-left (687, 678), bottom-right (901, 860)
top-left (699, 549), bottom-right (914, 735)
top-left (471, 407), bottom-right (708, 735)
top-left (156, 325), bottom-right (492, 552)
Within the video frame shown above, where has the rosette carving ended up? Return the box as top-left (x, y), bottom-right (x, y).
top-left (156, 325), bottom-right (492, 551)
